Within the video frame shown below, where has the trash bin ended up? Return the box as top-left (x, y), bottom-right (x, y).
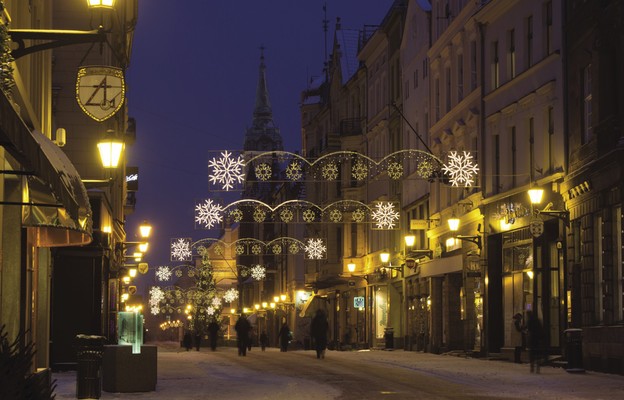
top-left (76, 334), bottom-right (106, 399)
top-left (564, 328), bottom-right (584, 373)
top-left (384, 328), bottom-right (394, 349)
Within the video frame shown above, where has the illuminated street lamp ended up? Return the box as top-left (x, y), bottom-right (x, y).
top-left (97, 130), bottom-right (124, 168)
top-left (139, 220), bottom-right (152, 238)
top-left (528, 187), bottom-right (544, 205)
top-left (87, 0), bottom-right (116, 8)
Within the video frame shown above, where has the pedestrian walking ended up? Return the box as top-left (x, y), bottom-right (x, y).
top-left (278, 322), bottom-right (291, 352)
top-left (310, 309), bottom-right (329, 359)
top-left (260, 331), bottom-right (268, 351)
top-left (183, 330), bottom-right (192, 351)
top-left (526, 311), bottom-right (543, 373)
top-left (208, 320), bottom-right (220, 351)
top-left (194, 331), bottom-right (202, 351)
top-left (248, 326), bottom-right (254, 351)
top-left (235, 314), bottom-right (251, 356)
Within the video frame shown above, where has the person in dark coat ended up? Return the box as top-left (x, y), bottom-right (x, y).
top-left (278, 322), bottom-right (291, 352)
top-left (234, 315), bottom-right (251, 356)
top-left (194, 331), bottom-right (202, 351)
top-left (260, 331), bottom-right (268, 351)
top-left (310, 309), bottom-right (329, 359)
top-left (207, 320), bottom-right (220, 351)
top-left (526, 310), bottom-right (543, 373)
top-left (183, 330), bottom-right (192, 351)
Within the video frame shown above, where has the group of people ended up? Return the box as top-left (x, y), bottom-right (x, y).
top-left (234, 309), bottom-right (330, 358)
top-left (182, 319), bottom-right (222, 352)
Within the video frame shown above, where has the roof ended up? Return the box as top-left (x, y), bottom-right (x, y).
top-left (335, 28), bottom-right (361, 84)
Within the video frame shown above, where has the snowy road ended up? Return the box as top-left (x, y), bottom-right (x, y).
top-left (53, 344), bottom-right (624, 399)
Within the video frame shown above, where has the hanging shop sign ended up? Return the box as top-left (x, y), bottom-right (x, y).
top-left (530, 217), bottom-right (544, 238)
top-left (76, 66), bottom-right (125, 122)
top-left (353, 296), bottom-right (365, 309)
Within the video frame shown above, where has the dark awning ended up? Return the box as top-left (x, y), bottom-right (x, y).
top-left (0, 92), bottom-right (92, 245)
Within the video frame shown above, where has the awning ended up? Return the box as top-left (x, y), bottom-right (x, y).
top-left (299, 294), bottom-right (328, 318)
top-left (0, 92), bottom-right (92, 245)
top-left (418, 254), bottom-right (463, 278)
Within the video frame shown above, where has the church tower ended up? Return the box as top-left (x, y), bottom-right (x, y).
top-left (243, 48), bottom-right (283, 152)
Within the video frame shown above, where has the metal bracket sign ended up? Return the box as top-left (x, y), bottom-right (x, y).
top-left (76, 66), bottom-right (125, 122)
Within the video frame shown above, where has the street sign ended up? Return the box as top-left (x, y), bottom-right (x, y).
top-left (410, 219), bottom-right (428, 230)
top-left (354, 296), bottom-right (365, 308)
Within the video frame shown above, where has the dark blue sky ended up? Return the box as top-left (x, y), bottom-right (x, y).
top-left (125, 0), bottom-right (394, 271)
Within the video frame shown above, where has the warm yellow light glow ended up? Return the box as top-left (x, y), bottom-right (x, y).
top-left (280, 294), bottom-right (287, 302)
top-left (133, 252), bottom-right (143, 258)
top-left (262, 302), bottom-right (268, 308)
top-left (347, 263), bottom-right (356, 273)
top-left (404, 235), bottom-right (416, 247)
top-left (448, 217), bottom-right (460, 231)
top-left (187, 315), bottom-right (192, 320)
top-left (121, 293), bottom-right (129, 302)
top-left (270, 303), bottom-right (276, 309)
top-left (139, 220), bottom-right (152, 238)
top-left (528, 187), bottom-right (544, 204)
top-left (243, 307), bottom-right (250, 314)
top-left (273, 296), bottom-right (280, 303)
top-left (499, 219), bottom-right (512, 231)
top-left (230, 308), bottom-right (236, 314)
top-left (446, 237), bottom-right (457, 248)
top-left (380, 252), bottom-right (390, 264)
top-left (122, 276), bottom-right (130, 285)
top-left (87, 0), bottom-right (115, 8)
top-left (254, 304), bottom-right (260, 310)
top-left (527, 270), bottom-right (534, 279)
top-left (97, 132), bottom-right (124, 168)
top-left (102, 225), bottom-right (112, 233)
top-left (128, 268), bottom-right (137, 278)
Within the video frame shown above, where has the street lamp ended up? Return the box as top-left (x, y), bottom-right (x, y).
top-left (139, 220), bottom-right (152, 238)
top-left (87, 0), bottom-right (116, 8)
top-left (448, 218), bottom-right (482, 251)
top-left (527, 186), bottom-right (569, 224)
top-left (378, 252), bottom-right (403, 277)
top-left (97, 130), bottom-right (124, 168)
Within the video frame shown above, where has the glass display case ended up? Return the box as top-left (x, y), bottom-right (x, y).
top-left (117, 311), bottom-right (144, 354)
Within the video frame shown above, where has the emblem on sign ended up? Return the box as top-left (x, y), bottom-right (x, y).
top-left (530, 217), bottom-right (544, 238)
top-left (76, 66), bottom-right (125, 122)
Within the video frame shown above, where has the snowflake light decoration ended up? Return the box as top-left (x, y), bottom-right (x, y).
top-left (352, 160), bottom-right (369, 181)
top-left (208, 150), bottom-right (245, 190)
top-left (235, 244), bottom-right (245, 255)
top-left (279, 208), bottom-right (294, 223)
top-left (285, 161), bottom-right (303, 181)
top-left (387, 162), bottom-right (404, 180)
top-left (303, 209), bottom-right (316, 223)
top-left (253, 207), bottom-right (266, 223)
top-left (229, 208), bottom-right (243, 222)
top-left (195, 199), bottom-right (224, 229)
top-left (442, 151), bottom-right (479, 186)
top-left (371, 202), bottom-right (400, 229)
top-left (304, 238), bottom-right (327, 260)
top-left (211, 297), bottom-right (222, 308)
top-left (156, 266), bottom-right (172, 281)
top-left (329, 209), bottom-right (343, 223)
top-left (251, 265), bottom-right (266, 280)
top-left (417, 161), bottom-right (435, 179)
top-left (149, 286), bottom-right (164, 315)
top-left (213, 244), bottom-right (224, 256)
top-left (288, 243), bottom-right (300, 254)
top-left (272, 244), bottom-right (282, 254)
top-left (322, 162), bottom-right (339, 181)
top-left (352, 208), bottom-right (366, 222)
top-left (254, 163), bottom-right (272, 181)
top-left (171, 238), bottom-right (193, 261)
top-left (223, 288), bottom-right (239, 303)
top-left (251, 244), bottom-right (262, 255)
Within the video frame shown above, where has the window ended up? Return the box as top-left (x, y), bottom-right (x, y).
top-left (508, 29), bottom-right (516, 79)
top-left (492, 41), bottom-right (500, 89)
top-left (547, 106), bottom-right (554, 172)
top-left (511, 126), bottom-right (517, 187)
top-left (545, 1), bottom-right (553, 55)
top-left (435, 78), bottom-right (440, 121)
top-left (494, 134), bottom-right (500, 193)
top-left (582, 64), bottom-right (593, 144)
top-left (526, 15), bottom-right (533, 68)
top-left (457, 54), bottom-right (464, 101)
top-left (529, 117), bottom-right (534, 181)
top-left (595, 213), bottom-right (603, 323)
top-left (445, 67), bottom-right (451, 112)
top-left (404, 80), bottom-right (410, 100)
top-left (470, 41), bottom-right (477, 90)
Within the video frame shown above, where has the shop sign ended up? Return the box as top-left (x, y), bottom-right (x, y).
top-left (76, 66), bottom-right (125, 122)
top-left (530, 217), bottom-right (544, 238)
top-left (353, 296), bottom-right (365, 308)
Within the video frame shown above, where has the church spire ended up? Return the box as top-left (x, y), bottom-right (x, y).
top-left (244, 47), bottom-right (283, 151)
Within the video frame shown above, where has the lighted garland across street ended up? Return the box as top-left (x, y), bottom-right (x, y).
top-left (207, 149), bottom-right (478, 191)
top-left (179, 236), bottom-right (327, 260)
top-left (194, 198), bottom-right (401, 230)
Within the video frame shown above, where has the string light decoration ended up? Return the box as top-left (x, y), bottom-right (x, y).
top-left (442, 151), bottom-right (479, 187)
top-left (155, 266), bottom-right (172, 282)
top-left (250, 264), bottom-right (266, 280)
top-left (171, 238), bottom-right (193, 261)
top-left (207, 149), bottom-right (447, 191)
top-left (223, 288), bottom-right (239, 303)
